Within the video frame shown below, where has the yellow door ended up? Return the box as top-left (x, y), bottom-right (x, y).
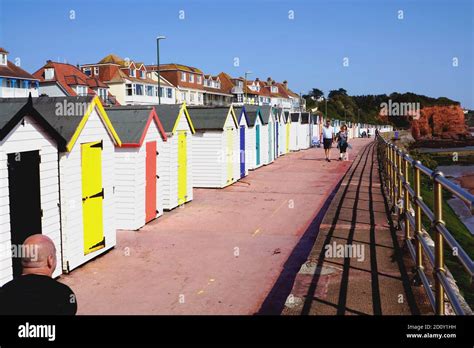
top-left (226, 127), bottom-right (234, 184)
top-left (178, 131), bottom-right (187, 205)
top-left (81, 141), bottom-right (104, 255)
top-left (286, 123), bottom-right (290, 153)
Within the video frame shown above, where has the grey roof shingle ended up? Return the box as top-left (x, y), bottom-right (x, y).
top-left (235, 106), bottom-right (263, 127)
top-left (153, 104), bottom-right (184, 133)
top-left (31, 96), bottom-right (94, 143)
top-left (105, 108), bottom-right (154, 144)
top-left (291, 112), bottom-right (300, 122)
top-left (0, 97), bottom-right (66, 148)
top-left (187, 106), bottom-right (231, 131)
top-left (301, 112), bottom-right (310, 124)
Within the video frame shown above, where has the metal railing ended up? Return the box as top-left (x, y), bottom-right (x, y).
top-left (377, 135), bottom-right (474, 315)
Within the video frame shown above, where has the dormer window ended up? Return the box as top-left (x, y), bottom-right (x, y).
top-left (189, 74), bottom-right (194, 83)
top-left (140, 71), bottom-right (145, 79)
top-left (0, 53), bottom-right (7, 66)
top-left (197, 76), bottom-right (202, 84)
top-left (271, 86), bottom-right (278, 93)
top-left (94, 67), bottom-right (99, 76)
top-left (83, 67), bottom-right (92, 76)
top-left (44, 68), bottom-right (55, 80)
top-left (130, 69), bottom-right (136, 77)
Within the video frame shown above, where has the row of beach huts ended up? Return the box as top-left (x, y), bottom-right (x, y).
top-left (0, 95), bottom-right (391, 284)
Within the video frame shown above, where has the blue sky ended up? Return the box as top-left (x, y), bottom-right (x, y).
top-left (0, 0), bottom-right (472, 108)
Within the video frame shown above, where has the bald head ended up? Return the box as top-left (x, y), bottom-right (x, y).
top-left (21, 234), bottom-right (57, 277)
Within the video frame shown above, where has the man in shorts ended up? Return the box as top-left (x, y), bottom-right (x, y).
top-left (321, 119), bottom-right (334, 162)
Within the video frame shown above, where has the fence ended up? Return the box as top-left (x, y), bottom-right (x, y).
top-left (377, 135), bottom-right (474, 315)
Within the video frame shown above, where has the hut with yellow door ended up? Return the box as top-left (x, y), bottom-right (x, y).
top-left (154, 103), bottom-right (195, 210)
top-left (187, 105), bottom-right (240, 188)
top-left (33, 96), bottom-right (121, 272)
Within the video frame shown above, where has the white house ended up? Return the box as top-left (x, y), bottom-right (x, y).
top-left (0, 48), bottom-right (39, 99)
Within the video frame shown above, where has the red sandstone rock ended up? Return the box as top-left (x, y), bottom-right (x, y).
top-left (411, 105), bottom-right (468, 140)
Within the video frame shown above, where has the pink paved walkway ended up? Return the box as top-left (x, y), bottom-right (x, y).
top-left (60, 139), bottom-right (371, 314)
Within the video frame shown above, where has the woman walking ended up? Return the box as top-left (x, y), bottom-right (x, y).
top-left (336, 124), bottom-right (349, 161)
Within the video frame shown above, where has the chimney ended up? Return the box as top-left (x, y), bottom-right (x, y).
top-left (266, 77), bottom-right (272, 85)
top-left (283, 80), bottom-right (288, 88)
top-left (255, 77), bottom-right (260, 82)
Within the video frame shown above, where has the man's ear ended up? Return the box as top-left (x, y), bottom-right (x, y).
top-left (47, 254), bottom-right (55, 269)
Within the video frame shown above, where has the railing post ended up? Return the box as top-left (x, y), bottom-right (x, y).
top-left (432, 170), bottom-right (445, 315)
top-left (387, 144), bottom-right (392, 199)
top-left (392, 146), bottom-right (397, 208)
top-left (413, 161), bottom-right (423, 272)
top-left (403, 155), bottom-right (410, 240)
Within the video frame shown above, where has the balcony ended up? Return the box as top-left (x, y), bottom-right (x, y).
top-left (0, 87), bottom-right (39, 98)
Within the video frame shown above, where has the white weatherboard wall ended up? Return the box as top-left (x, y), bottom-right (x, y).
top-left (231, 115), bottom-right (240, 182)
top-left (298, 123), bottom-right (310, 150)
top-left (160, 110), bottom-right (193, 210)
top-left (59, 108), bottom-right (116, 272)
top-left (192, 130), bottom-right (223, 188)
top-left (278, 120), bottom-right (284, 155)
top-left (290, 119), bottom-right (299, 151)
top-left (114, 121), bottom-right (164, 230)
top-left (239, 115), bottom-right (249, 177)
top-left (260, 122), bottom-right (269, 165)
top-left (0, 116), bottom-right (61, 286)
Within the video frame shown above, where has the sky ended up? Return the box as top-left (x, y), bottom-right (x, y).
top-left (0, 0), bottom-right (472, 108)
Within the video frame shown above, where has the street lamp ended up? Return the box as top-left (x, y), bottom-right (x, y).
top-left (156, 35), bottom-right (166, 105)
top-left (244, 71), bottom-right (252, 104)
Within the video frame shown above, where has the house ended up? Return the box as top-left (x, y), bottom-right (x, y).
top-left (187, 106), bottom-right (240, 188)
top-left (153, 103), bottom-right (195, 209)
top-left (80, 54), bottom-right (170, 105)
top-left (106, 106), bottom-right (168, 230)
top-left (290, 112), bottom-right (300, 151)
top-left (145, 70), bottom-right (177, 104)
top-left (0, 97), bottom-right (65, 285)
top-left (0, 48), bottom-right (39, 98)
top-left (299, 112), bottom-right (311, 149)
top-left (202, 74), bottom-right (233, 106)
top-left (33, 60), bottom-right (118, 106)
top-left (147, 64), bottom-right (204, 106)
top-left (33, 95), bottom-right (122, 272)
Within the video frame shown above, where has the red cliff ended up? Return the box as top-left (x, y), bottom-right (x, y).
top-left (411, 105), bottom-right (469, 140)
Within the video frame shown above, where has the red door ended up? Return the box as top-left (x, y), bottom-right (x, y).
top-left (145, 141), bottom-right (157, 222)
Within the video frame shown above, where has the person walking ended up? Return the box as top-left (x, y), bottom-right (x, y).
top-left (336, 124), bottom-right (349, 161)
top-left (320, 119), bottom-right (334, 162)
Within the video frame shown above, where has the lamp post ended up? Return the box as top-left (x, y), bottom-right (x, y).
top-left (358, 108), bottom-right (360, 137)
top-left (156, 35), bottom-right (166, 104)
top-left (244, 71), bottom-right (252, 104)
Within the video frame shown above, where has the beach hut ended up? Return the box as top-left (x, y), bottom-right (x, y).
top-left (258, 105), bottom-right (275, 165)
top-left (32, 96), bottom-right (122, 273)
top-left (106, 106), bottom-right (168, 230)
top-left (0, 97), bottom-right (65, 285)
top-left (154, 103), bottom-right (195, 209)
top-left (283, 111), bottom-right (291, 154)
top-left (235, 106), bottom-right (264, 170)
top-left (311, 114), bottom-right (321, 145)
top-left (289, 112), bottom-right (300, 151)
top-left (276, 109), bottom-right (285, 156)
top-left (236, 106), bottom-right (250, 178)
top-left (187, 106), bottom-right (240, 188)
top-left (299, 112), bottom-right (311, 150)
